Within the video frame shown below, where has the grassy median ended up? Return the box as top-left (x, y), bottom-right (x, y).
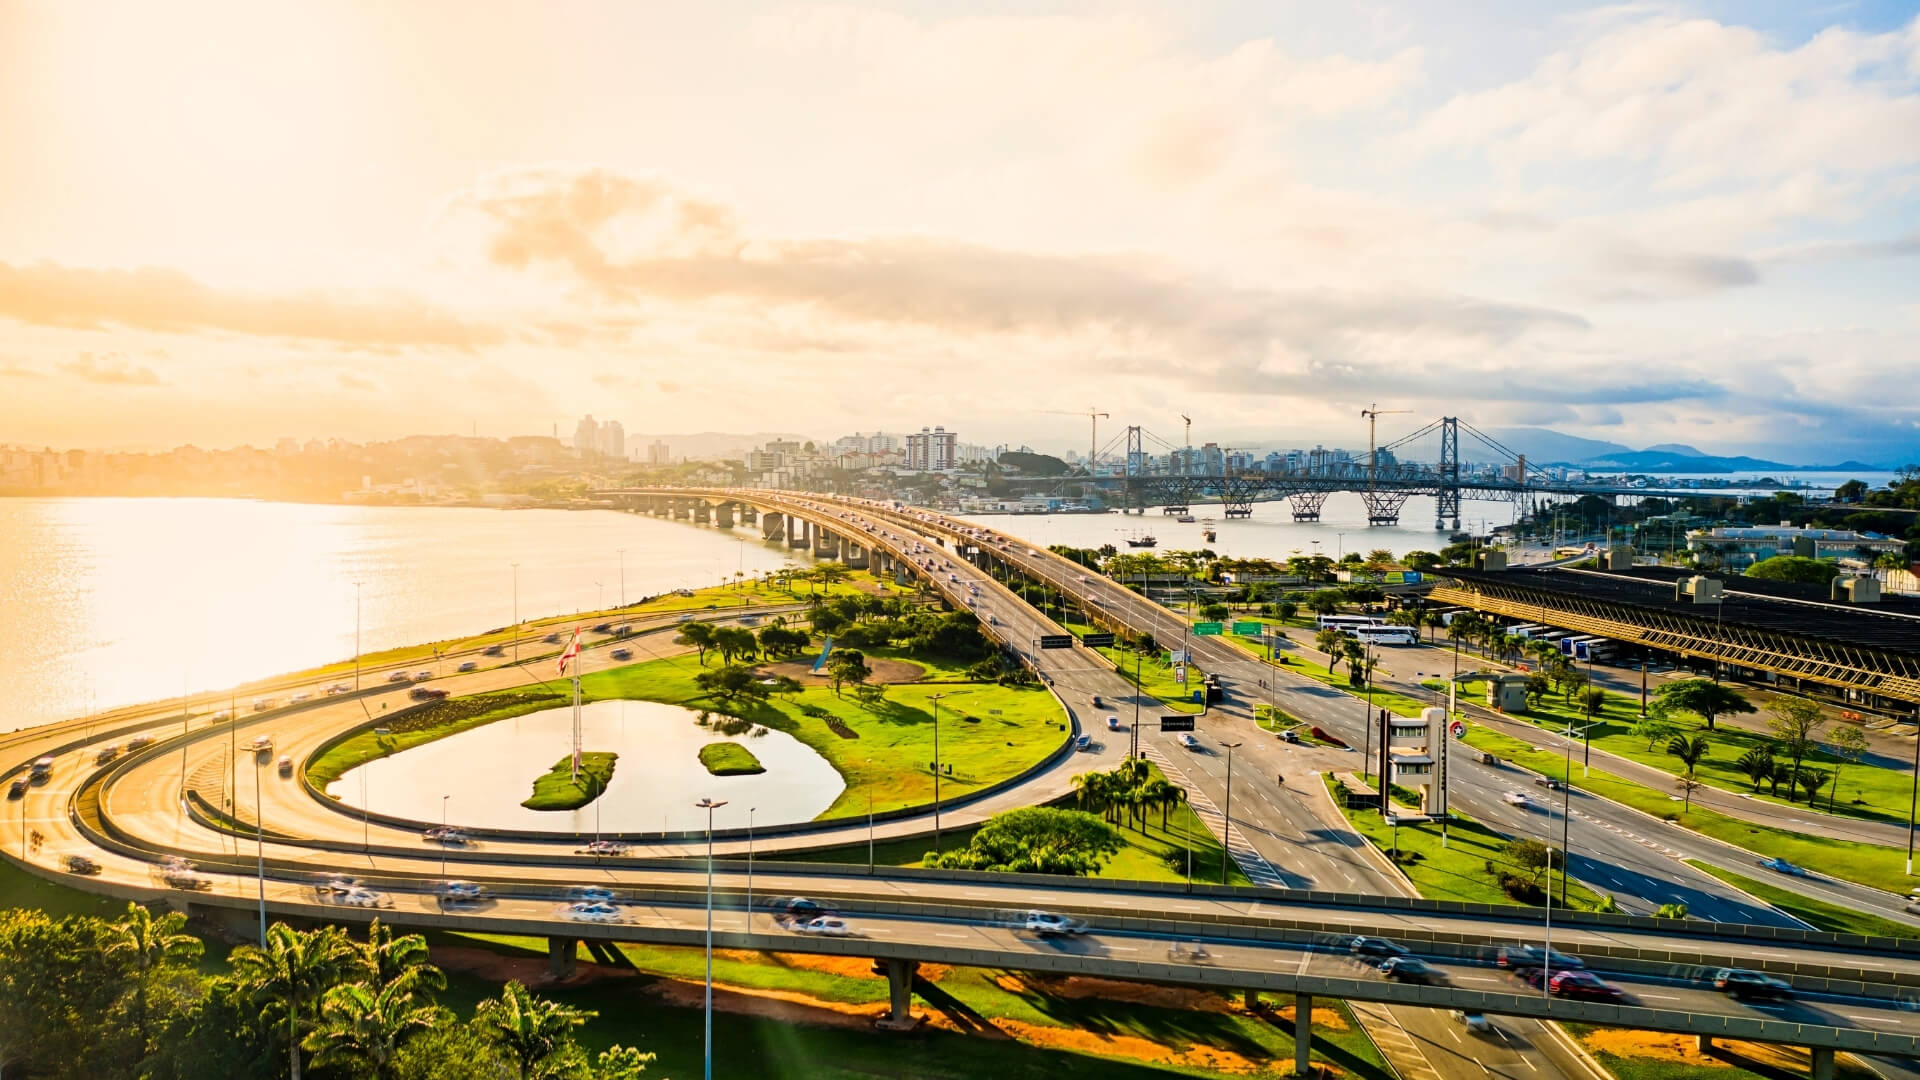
top-left (521, 751), bottom-right (618, 810)
top-left (698, 742), bottom-right (765, 776)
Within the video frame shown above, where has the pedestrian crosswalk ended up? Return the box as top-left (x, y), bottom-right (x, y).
top-left (1139, 746), bottom-right (1288, 888)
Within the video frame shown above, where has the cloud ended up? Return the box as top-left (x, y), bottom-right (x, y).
top-left (337, 372), bottom-right (378, 391)
top-left (1587, 244), bottom-right (1761, 299)
top-left (0, 260), bottom-right (503, 349)
top-left (1759, 229), bottom-right (1920, 265)
top-left (455, 166), bottom-right (1588, 377)
top-left (59, 352), bottom-right (163, 386)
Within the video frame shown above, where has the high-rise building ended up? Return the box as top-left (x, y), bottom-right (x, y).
top-left (573, 416), bottom-right (599, 456)
top-left (905, 426), bottom-right (958, 472)
top-left (597, 420), bottom-right (625, 460)
top-left (648, 440), bottom-right (669, 465)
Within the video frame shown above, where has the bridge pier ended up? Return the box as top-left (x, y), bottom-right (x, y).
top-left (874, 958), bottom-right (920, 1030)
top-left (739, 505), bottom-right (757, 526)
top-left (844, 542), bottom-right (869, 570)
top-left (716, 504), bottom-right (735, 529)
top-left (1294, 993), bottom-right (1312, 1076)
top-left (1289, 491), bottom-right (1328, 522)
top-left (547, 937), bottom-right (578, 980)
top-left (762, 514), bottom-right (785, 542)
top-left (813, 528), bottom-right (838, 558)
top-left (787, 516), bottom-right (810, 549)
top-left (693, 502), bottom-right (712, 524)
top-left (1810, 1048), bottom-right (1833, 1080)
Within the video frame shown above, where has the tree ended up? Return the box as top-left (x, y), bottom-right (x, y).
top-left (357, 920), bottom-right (445, 1000)
top-left (1313, 628), bottom-right (1347, 672)
top-left (693, 664), bottom-right (771, 711)
top-left (1306, 590), bottom-right (1342, 617)
top-left (1825, 724), bottom-right (1870, 811)
top-left (1580, 686), bottom-right (1609, 719)
top-left (1796, 767), bottom-right (1831, 807)
top-left (1274, 597), bottom-right (1300, 625)
top-left (1631, 704), bottom-right (1677, 751)
top-left (104, 901), bottom-right (204, 1061)
top-left (674, 620), bottom-right (715, 665)
top-left (1745, 555), bottom-right (1840, 584)
top-left (712, 625), bottom-right (757, 664)
top-left (389, 1022), bottom-right (516, 1080)
top-left (474, 981), bottom-right (595, 1080)
top-left (852, 682), bottom-right (887, 709)
top-left (1503, 838), bottom-right (1558, 883)
top-left (1340, 638), bottom-right (1368, 686)
top-left (1655, 678), bottom-right (1754, 732)
top-left (304, 980), bottom-right (442, 1080)
top-left (229, 922), bottom-right (360, 1080)
top-left (826, 648), bottom-right (871, 697)
top-left (1198, 603), bottom-right (1231, 622)
top-left (757, 625), bottom-right (809, 658)
top-left (1766, 698), bottom-right (1826, 803)
top-left (1735, 746), bottom-right (1776, 792)
top-left (922, 807), bottom-right (1124, 875)
top-left (1666, 735), bottom-right (1711, 812)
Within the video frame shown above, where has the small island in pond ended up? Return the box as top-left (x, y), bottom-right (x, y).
top-left (521, 751), bottom-right (618, 810)
top-left (698, 742), bottom-right (765, 776)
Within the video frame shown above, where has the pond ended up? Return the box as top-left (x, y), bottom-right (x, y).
top-left (327, 699), bottom-right (845, 833)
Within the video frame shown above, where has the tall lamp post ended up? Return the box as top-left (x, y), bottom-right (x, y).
top-left (746, 806), bottom-right (756, 932)
top-left (439, 794), bottom-right (450, 882)
top-left (353, 580), bottom-right (363, 692)
top-left (694, 797), bottom-right (729, 1080)
top-left (511, 563), bottom-right (521, 663)
top-left (618, 548), bottom-right (626, 607)
top-left (254, 753), bottom-right (267, 945)
top-left (1220, 741), bottom-right (1243, 884)
top-left (927, 690), bottom-right (971, 853)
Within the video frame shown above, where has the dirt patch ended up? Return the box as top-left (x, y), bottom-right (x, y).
top-left (710, 949), bottom-right (950, 983)
top-left (1273, 1005), bottom-right (1351, 1033)
top-left (759, 657), bottom-right (925, 685)
top-left (430, 945), bottom-right (626, 990)
top-left (991, 972), bottom-right (1232, 1014)
top-left (1580, 1028), bottom-right (1812, 1072)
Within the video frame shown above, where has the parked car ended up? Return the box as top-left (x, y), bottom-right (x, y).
top-left (1023, 911), bottom-right (1087, 936)
top-left (1547, 970), bottom-right (1625, 1002)
top-left (1379, 957), bottom-right (1443, 984)
top-left (1713, 968), bottom-right (1793, 1000)
top-left (1349, 936), bottom-right (1409, 959)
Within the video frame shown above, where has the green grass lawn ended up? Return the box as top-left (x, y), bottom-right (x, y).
top-left (1326, 776), bottom-right (1607, 910)
top-left (1684, 860), bottom-right (1919, 940)
top-left (1276, 657), bottom-right (1431, 718)
top-left (625, 571), bottom-right (907, 616)
top-left (1464, 727), bottom-right (1919, 893)
top-left (582, 653), bottom-right (1066, 820)
top-left (698, 742), bottom-right (765, 776)
top-left (435, 932), bottom-right (1392, 1080)
top-left (521, 751), bottom-right (618, 810)
top-left (0, 855), bottom-right (129, 921)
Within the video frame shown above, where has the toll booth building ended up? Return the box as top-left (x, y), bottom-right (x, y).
top-left (1488, 673), bottom-right (1531, 713)
top-left (1388, 714), bottom-right (1445, 815)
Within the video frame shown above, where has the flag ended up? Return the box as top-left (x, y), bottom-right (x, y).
top-left (557, 628), bottom-right (582, 675)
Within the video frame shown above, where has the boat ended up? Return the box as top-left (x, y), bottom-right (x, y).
top-left (1125, 534), bottom-right (1159, 548)
top-left (1176, 514), bottom-right (1196, 523)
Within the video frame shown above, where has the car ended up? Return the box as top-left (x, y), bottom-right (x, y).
top-left (1496, 945), bottom-right (1584, 970)
top-left (1757, 857), bottom-right (1806, 877)
top-left (1179, 733), bottom-right (1200, 750)
top-left (387, 671), bottom-right (412, 683)
top-left (6, 778), bottom-right (27, 799)
top-left (1106, 716), bottom-right (1122, 731)
top-left (1532, 776), bottom-right (1562, 790)
top-left (578, 839), bottom-right (628, 856)
top-left (1713, 968), bottom-right (1794, 1000)
top-left (561, 901), bottom-right (622, 923)
top-left (1279, 728), bottom-right (1299, 743)
top-left (248, 735), bottom-right (274, 753)
top-left (795, 916), bottom-right (852, 936)
top-left (677, 614), bottom-right (694, 623)
top-left (616, 624), bottom-right (633, 635)
top-left (1023, 911), bottom-right (1087, 936)
top-left (251, 697), bottom-right (276, 712)
top-left (409, 687), bottom-right (448, 701)
top-left (610, 648), bottom-right (633, 661)
top-left (314, 874), bottom-right (360, 896)
top-left (414, 671), bottom-right (432, 681)
top-left (161, 867), bottom-right (213, 891)
top-left (341, 887), bottom-right (394, 909)
top-left (1502, 791), bottom-right (1531, 806)
top-left (62, 854), bottom-right (101, 875)
top-left (457, 661), bottom-right (478, 672)
top-left (591, 623), bottom-right (612, 634)
top-left (570, 886), bottom-right (618, 903)
top-left (422, 826), bottom-right (471, 846)
top-left (543, 631), bottom-right (563, 644)
top-left (1074, 734), bottom-right (1092, 751)
top-left (438, 880), bottom-right (488, 903)
top-left (95, 744), bottom-right (121, 765)
top-left (483, 644), bottom-right (506, 656)
top-left (290, 691), bottom-right (312, 703)
top-left (277, 755), bottom-right (293, 776)
top-left (1548, 970), bottom-right (1624, 1002)
top-left (1452, 1010), bottom-right (1493, 1034)
top-left (1090, 694), bottom-right (1104, 708)
top-left (1379, 957), bottom-right (1443, 984)
top-left (127, 735), bottom-right (155, 751)
top-left (1349, 936), bottom-right (1409, 959)
top-left (773, 897), bottom-right (832, 925)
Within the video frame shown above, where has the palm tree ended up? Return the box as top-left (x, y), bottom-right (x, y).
top-left (1666, 735), bottom-right (1711, 812)
top-left (1071, 771), bottom-right (1106, 817)
top-left (476, 980), bottom-right (596, 1080)
top-left (1313, 628), bottom-right (1346, 672)
top-left (229, 923), bottom-right (359, 1080)
top-left (1340, 639), bottom-right (1368, 686)
top-left (1735, 747), bottom-right (1775, 792)
top-left (104, 902), bottom-right (204, 1057)
top-left (303, 980), bottom-right (442, 1080)
top-left (357, 920), bottom-right (445, 999)
top-left (1162, 783), bottom-right (1189, 830)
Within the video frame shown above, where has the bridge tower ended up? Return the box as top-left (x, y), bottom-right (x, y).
top-left (1123, 426), bottom-right (1147, 514)
top-left (1436, 417), bottom-right (1462, 531)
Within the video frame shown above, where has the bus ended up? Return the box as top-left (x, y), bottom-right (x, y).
top-left (1353, 625), bottom-right (1418, 646)
top-left (1317, 614), bottom-right (1385, 632)
top-left (1571, 637), bottom-right (1615, 663)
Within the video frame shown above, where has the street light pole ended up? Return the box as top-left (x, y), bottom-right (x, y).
top-left (618, 549), bottom-right (626, 607)
top-left (1132, 652), bottom-right (1143, 757)
top-left (694, 797), bottom-right (728, 1080)
top-left (511, 563), bottom-right (520, 663)
top-left (746, 806), bottom-right (756, 932)
top-left (1220, 741), bottom-right (1242, 884)
top-left (254, 754), bottom-right (267, 945)
top-left (440, 794), bottom-right (449, 882)
top-left (928, 690), bottom-right (970, 853)
top-left (354, 581), bottom-right (363, 692)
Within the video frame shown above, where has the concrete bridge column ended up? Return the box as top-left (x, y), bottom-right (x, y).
top-left (875, 958), bottom-right (919, 1030)
top-left (740, 505), bottom-right (758, 525)
top-left (813, 528), bottom-right (838, 558)
top-left (762, 514), bottom-right (785, 542)
top-left (1294, 993), bottom-right (1312, 1076)
top-left (716, 504), bottom-right (735, 529)
top-left (693, 502), bottom-right (712, 524)
top-left (787, 516), bottom-right (810, 549)
top-left (1697, 1036), bottom-right (1712, 1054)
top-left (547, 937), bottom-right (579, 980)
top-left (1810, 1049), bottom-right (1833, 1080)
top-left (844, 542), bottom-right (869, 569)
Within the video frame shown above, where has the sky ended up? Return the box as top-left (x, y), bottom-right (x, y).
top-left (1, 0), bottom-right (1918, 462)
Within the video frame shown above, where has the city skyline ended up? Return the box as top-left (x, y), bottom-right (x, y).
top-left (3, 3), bottom-right (1919, 458)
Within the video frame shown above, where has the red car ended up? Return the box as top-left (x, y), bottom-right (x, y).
top-left (1548, 970), bottom-right (1625, 1003)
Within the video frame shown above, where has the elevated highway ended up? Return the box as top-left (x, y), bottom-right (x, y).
top-left (5, 486), bottom-right (1918, 1073)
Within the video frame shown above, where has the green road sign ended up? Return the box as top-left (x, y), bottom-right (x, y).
top-left (1232, 620), bottom-right (1263, 636)
top-left (1192, 622), bottom-right (1223, 636)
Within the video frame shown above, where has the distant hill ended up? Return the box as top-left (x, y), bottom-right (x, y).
top-left (1579, 449), bottom-right (1793, 473)
top-left (1643, 443), bottom-right (1706, 457)
top-left (1476, 428), bottom-right (1634, 466)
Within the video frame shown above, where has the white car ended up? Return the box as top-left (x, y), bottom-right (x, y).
top-left (289, 691), bottom-right (311, 703)
top-left (795, 916), bottom-right (852, 936)
top-left (248, 734), bottom-right (274, 753)
top-left (387, 671), bottom-right (411, 683)
top-left (578, 840), bottom-right (628, 856)
top-left (438, 880), bottom-right (488, 902)
top-left (341, 887), bottom-right (394, 909)
top-left (314, 875), bottom-right (359, 896)
top-left (561, 900), bottom-right (622, 923)
top-left (1023, 911), bottom-right (1086, 936)
top-left (1179, 733), bottom-right (1200, 750)
top-left (1502, 791), bottom-right (1531, 806)
top-left (457, 661), bottom-right (477, 672)
top-left (414, 671), bottom-right (433, 681)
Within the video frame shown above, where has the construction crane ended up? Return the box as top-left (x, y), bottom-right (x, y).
top-left (1039, 407), bottom-right (1108, 474)
top-left (1360, 403), bottom-right (1410, 493)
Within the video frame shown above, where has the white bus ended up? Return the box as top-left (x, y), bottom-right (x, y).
top-left (1353, 625), bottom-right (1418, 646)
top-left (1571, 637), bottom-right (1615, 663)
top-left (1317, 614), bottom-right (1384, 631)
